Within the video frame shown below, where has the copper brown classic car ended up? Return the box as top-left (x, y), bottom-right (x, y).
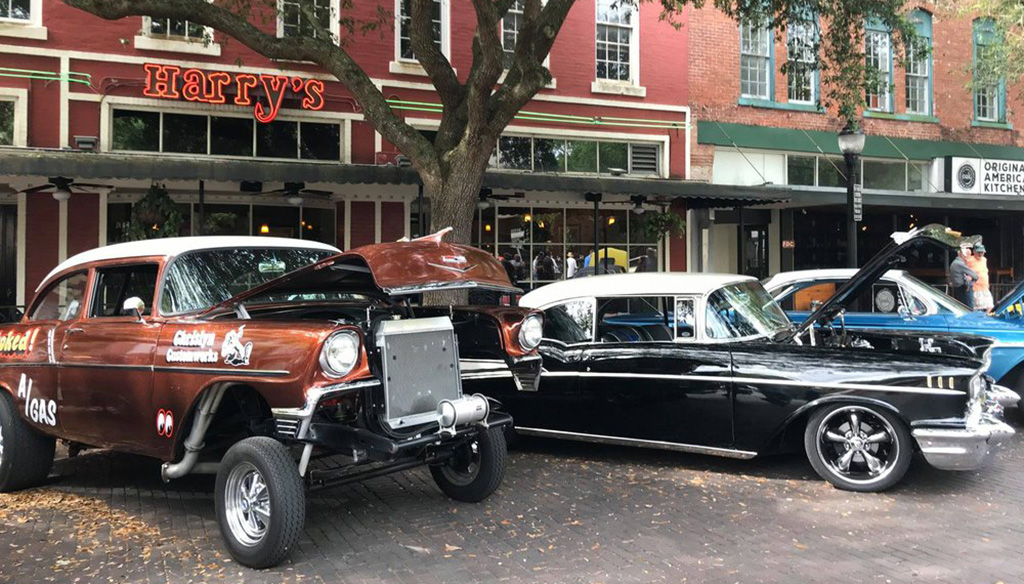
top-left (0, 230), bottom-right (543, 568)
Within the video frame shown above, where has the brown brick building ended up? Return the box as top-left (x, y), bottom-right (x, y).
top-left (686, 3), bottom-right (1024, 290)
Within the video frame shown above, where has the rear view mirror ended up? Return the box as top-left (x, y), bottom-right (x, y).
top-left (123, 297), bottom-right (146, 322)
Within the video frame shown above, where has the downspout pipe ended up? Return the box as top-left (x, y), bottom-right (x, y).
top-left (161, 385), bottom-right (228, 481)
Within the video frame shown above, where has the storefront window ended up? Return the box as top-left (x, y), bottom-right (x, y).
top-left (602, 210), bottom-right (628, 244)
top-left (534, 139), bottom-right (566, 173)
top-left (203, 204), bottom-right (250, 235)
top-left (863, 159), bottom-right (905, 190)
top-left (300, 122), bottom-right (341, 160)
top-left (566, 141), bottom-right (598, 173)
top-left (787, 155), bottom-right (816, 186)
top-left (0, 101), bottom-right (13, 146)
top-left (499, 136), bottom-right (532, 170)
top-left (300, 207), bottom-right (337, 244)
top-left (817, 157), bottom-right (847, 188)
top-left (908, 162), bottom-right (928, 192)
top-left (163, 113), bottom-right (207, 154)
top-left (531, 208), bottom-right (564, 244)
top-left (498, 207), bottom-right (531, 244)
top-left (254, 205), bottom-right (300, 238)
top-left (598, 142), bottom-right (628, 174)
top-left (112, 110), bottom-right (159, 152)
top-left (210, 117), bottom-right (253, 156)
top-left (106, 203), bottom-right (133, 244)
top-left (257, 120), bottom-right (299, 159)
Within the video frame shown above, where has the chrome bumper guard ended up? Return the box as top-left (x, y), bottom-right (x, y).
top-left (988, 384), bottom-right (1021, 410)
top-left (912, 415), bottom-right (1015, 471)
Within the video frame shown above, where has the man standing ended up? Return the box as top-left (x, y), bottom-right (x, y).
top-left (949, 244), bottom-right (979, 308)
top-left (565, 251), bottom-right (578, 279)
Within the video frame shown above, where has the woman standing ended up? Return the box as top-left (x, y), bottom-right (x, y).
top-left (969, 243), bottom-right (994, 312)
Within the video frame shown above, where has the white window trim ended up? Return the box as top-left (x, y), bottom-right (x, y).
top-left (739, 20), bottom-right (772, 100)
top-left (592, 0), bottom-right (643, 96)
top-left (0, 87), bottom-right (28, 147)
top-left (865, 30), bottom-right (892, 113)
top-left (904, 43), bottom-right (930, 115)
top-left (390, 0), bottom-right (451, 77)
top-left (276, 0), bottom-right (342, 41)
top-left (786, 21), bottom-right (816, 105)
top-left (0, 0), bottom-right (46, 40)
top-left (135, 14), bottom-right (222, 57)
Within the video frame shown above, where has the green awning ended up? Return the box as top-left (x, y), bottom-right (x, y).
top-left (698, 121), bottom-right (1024, 161)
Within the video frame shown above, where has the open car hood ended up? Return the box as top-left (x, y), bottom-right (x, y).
top-left (785, 224), bottom-right (981, 340)
top-left (207, 230), bottom-right (520, 311)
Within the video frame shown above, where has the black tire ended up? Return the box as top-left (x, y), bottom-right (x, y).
top-left (804, 403), bottom-right (912, 493)
top-left (0, 391), bottom-right (55, 492)
top-left (215, 437), bottom-right (305, 569)
top-left (429, 426), bottom-right (507, 503)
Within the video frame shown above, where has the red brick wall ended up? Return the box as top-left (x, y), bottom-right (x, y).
top-left (24, 194), bottom-right (59, 295)
top-left (687, 5), bottom-right (1024, 181)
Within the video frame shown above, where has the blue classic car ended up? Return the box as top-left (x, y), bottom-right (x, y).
top-left (764, 266), bottom-right (1024, 402)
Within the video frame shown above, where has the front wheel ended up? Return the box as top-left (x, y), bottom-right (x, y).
top-left (804, 404), bottom-right (912, 492)
top-left (430, 426), bottom-right (507, 502)
top-left (215, 437), bottom-right (305, 569)
top-left (0, 391), bottom-right (55, 492)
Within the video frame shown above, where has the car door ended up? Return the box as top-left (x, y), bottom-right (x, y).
top-left (58, 262), bottom-right (163, 454)
top-left (503, 298), bottom-right (593, 434)
top-left (3, 270), bottom-right (89, 436)
top-left (576, 295), bottom-right (734, 448)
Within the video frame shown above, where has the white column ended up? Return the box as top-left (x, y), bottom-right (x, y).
top-left (16, 193), bottom-right (26, 306)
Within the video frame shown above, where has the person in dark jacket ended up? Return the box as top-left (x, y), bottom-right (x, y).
top-left (949, 244), bottom-right (979, 308)
top-left (500, 252), bottom-right (518, 286)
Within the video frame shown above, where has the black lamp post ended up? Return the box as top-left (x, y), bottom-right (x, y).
top-left (837, 122), bottom-right (866, 268)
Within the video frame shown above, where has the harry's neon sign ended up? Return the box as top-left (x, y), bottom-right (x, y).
top-left (142, 63), bottom-right (326, 123)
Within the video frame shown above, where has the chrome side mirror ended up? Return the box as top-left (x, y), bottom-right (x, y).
top-left (123, 297), bottom-right (146, 323)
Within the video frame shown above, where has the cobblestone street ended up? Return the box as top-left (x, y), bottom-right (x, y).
top-left (2, 412), bottom-right (1022, 584)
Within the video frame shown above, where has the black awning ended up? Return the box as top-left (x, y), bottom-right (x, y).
top-left (0, 148), bottom-right (789, 208)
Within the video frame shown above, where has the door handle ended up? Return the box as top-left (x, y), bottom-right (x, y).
top-left (66, 328), bottom-right (85, 335)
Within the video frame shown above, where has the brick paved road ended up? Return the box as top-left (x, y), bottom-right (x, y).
top-left (2, 412), bottom-right (1023, 584)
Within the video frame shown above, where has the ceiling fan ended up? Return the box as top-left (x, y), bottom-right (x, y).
top-left (18, 177), bottom-right (113, 201)
top-left (265, 182), bottom-right (333, 206)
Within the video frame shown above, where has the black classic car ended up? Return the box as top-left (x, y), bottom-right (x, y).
top-left (477, 225), bottom-right (1015, 492)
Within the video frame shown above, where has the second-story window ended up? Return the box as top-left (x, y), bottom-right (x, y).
top-left (281, 0), bottom-right (332, 38)
top-left (787, 19), bottom-right (816, 104)
top-left (973, 18), bottom-right (1004, 123)
top-left (149, 18), bottom-right (206, 41)
top-left (398, 0), bottom-right (443, 60)
top-left (0, 0), bottom-right (29, 21)
top-left (865, 24), bottom-right (892, 112)
top-left (502, 0), bottom-right (524, 68)
top-left (595, 0), bottom-right (635, 83)
top-left (904, 10), bottom-right (932, 115)
top-left (740, 19), bottom-right (772, 99)
top-left (0, 101), bottom-right (13, 145)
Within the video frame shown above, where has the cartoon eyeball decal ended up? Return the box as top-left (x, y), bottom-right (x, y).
top-left (156, 409), bottom-right (174, 438)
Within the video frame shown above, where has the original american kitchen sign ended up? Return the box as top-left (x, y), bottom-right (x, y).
top-left (946, 156), bottom-right (1024, 196)
top-left (143, 63), bottom-right (326, 124)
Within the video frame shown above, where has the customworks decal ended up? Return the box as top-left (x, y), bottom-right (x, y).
top-left (17, 373), bottom-right (56, 427)
top-left (0, 329), bottom-right (40, 358)
top-left (165, 329), bottom-right (219, 364)
top-left (221, 325), bottom-right (253, 367)
top-left (156, 409), bottom-right (174, 438)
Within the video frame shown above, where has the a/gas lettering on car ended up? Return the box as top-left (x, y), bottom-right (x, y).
top-left (17, 373), bottom-right (56, 427)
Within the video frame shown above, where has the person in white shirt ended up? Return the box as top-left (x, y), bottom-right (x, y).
top-left (565, 251), bottom-right (578, 279)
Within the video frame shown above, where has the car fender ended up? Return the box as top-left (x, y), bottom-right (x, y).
top-left (986, 345), bottom-right (1024, 386)
top-left (766, 394), bottom-right (909, 454)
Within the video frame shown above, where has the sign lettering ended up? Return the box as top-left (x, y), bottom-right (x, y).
top-left (143, 63), bottom-right (326, 123)
top-left (946, 156), bottom-right (1024, 196)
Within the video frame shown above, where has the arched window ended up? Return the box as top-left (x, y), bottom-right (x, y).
top-left (973, 18), bottom-right (1005, 124)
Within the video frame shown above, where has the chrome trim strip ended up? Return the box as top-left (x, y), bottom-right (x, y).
top-left (1, 362), bottom-right (291, 377)
top-left (539, 371), bottom-right (965, 396)
top-left (515, 426), bottom-right (758, 459)
top-left (271, 379), bottom-right (381, 421)
top-left (462, 372), bottom-right (514, 379)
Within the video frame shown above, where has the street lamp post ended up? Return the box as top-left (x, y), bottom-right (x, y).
top-left (838, 122), bottom-right (866, 268)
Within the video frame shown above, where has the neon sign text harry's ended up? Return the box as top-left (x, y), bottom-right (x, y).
top-left (143, 63), bottom-right (326, 124)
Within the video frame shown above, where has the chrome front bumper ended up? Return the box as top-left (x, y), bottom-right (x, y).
top-left (989, 384), bottom-right (1022, 409)
top-left (912, 415), bottom-right (1015, 471)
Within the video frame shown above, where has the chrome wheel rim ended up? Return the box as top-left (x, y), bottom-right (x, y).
top-left (224, 462), bottom-right (271, 547)
top-left (439, 440), bottom-right (481, 487)
top-left (816, 406), bottom-right (898, 486)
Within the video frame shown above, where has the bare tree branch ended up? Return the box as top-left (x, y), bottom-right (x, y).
top-left (409, 0), bottom-right (463, 110)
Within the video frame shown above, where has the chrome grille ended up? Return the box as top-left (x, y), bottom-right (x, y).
top-left (376, 316), bottom-right (462, 428)
top-left (275, 418), bottom-right (300, 439)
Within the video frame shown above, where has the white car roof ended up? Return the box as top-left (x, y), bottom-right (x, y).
top-left (520, 272), bottom-right (758, 309)
top-left (762, 269), bottom-right (908, 292)
top-left (40, 236), bottom-right (341, 291)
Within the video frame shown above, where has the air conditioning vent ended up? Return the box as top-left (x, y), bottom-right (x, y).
top-left (630, 144), bottom-right (659, 175)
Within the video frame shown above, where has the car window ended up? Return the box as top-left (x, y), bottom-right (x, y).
top-left (674, 298), bottom-right (696, 339)
top-left (542, 299), bottom-right (594, 344)
top-left (774, 281), bottom-right (840, 311)
top-left (30, 271), bottom-right (88, 321)
top-left (596, 296), bottom-right (676, 342)
top-left (91, 264), bottom-right (159, 318)
top-left (705, 281), bottom-right (790, 340)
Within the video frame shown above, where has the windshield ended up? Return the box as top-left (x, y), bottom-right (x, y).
top-left (705, 281), bottom-right (791, 340)
top-left (161, 248), bottom-right (336, 314)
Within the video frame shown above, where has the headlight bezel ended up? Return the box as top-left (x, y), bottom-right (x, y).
top-left (320, 330), bottom-right (362, 379)
top-left (518, 314), bottom-right (543, 351)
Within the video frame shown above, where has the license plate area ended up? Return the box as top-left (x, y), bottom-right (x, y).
top-left (376, 316), bottom-right (462, 428)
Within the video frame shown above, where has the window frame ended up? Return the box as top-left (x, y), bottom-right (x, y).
top-left (540, 297), bottom-right (597, 346)
top-left (393, 0), bottom-right (451, 67)
top-left (28, 270), bottom-right (89, 323)
top-left (739, 18), bottom-right (773, 100)
top-left (864, 22), bottom-right (893, 113)
top-left (0, 0), bottom-right (45, 40)
top-left (904, 10), bottom-right (932, 116)
top-left (593, 0), bottom-right (641, 88)
top-left (0, 88), bottom-right (27, 147)
top-left (785, 18), bottom-right (817, 105)
top-left (88, 263), bottom-right (161, 320)
top-left (277, 0), bottom-right (341, 41)
top-left (973, 18), bottom-right (1006, 124)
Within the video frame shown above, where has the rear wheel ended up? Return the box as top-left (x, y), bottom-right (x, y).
top-left (215, 437), bottom-right (305, 569)
top-left (0, 392), bottom-right (55, 492)
top-left (804, 404), bottom-right (912, 492)
top-left (430, 426), bottom-right (507, 502)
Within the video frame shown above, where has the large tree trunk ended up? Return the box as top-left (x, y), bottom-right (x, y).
top-left (421, 154), bottom-right (491, 306)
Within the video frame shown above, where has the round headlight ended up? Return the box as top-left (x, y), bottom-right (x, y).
top-left (320, 330), bottom-right (361, 378)
top-left (518, 315), bottom-right (543, 351)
